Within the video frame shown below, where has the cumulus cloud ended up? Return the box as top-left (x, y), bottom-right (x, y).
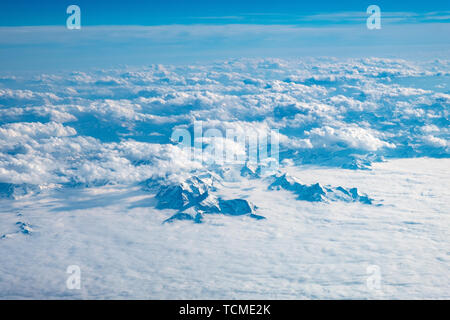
top-left (307, 126), bottom-right (395, 152)
top-left (0, 57), bottom-right (448, 188)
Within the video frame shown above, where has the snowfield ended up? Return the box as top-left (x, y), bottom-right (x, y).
top-left (0, 57), bottom-right (449, 299)
top-left (0, 158), bottom-right (448, 299)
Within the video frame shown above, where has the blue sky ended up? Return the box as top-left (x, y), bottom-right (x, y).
top-left (0, 1), bottom-right (449, 72)
top-left (0, 0), bottom-right (449, 26)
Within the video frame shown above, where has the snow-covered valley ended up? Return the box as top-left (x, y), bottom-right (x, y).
top-left (0, 158), bottom-right (448, 299)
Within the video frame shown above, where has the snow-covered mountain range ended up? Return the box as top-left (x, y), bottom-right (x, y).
top-left (0, 57), bottom-right (448, 299)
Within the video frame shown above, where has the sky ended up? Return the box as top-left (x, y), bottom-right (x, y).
top-left (0, 0), bottom-right (449, 26)
top-left (0, 1), bottom-right (449, 71)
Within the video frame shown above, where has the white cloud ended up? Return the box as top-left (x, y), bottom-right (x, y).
top-left (0, 57), bottom-right (448, 187)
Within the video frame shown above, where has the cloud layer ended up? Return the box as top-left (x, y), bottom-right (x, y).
top-left (0, 57), bottom-right (448, 190)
